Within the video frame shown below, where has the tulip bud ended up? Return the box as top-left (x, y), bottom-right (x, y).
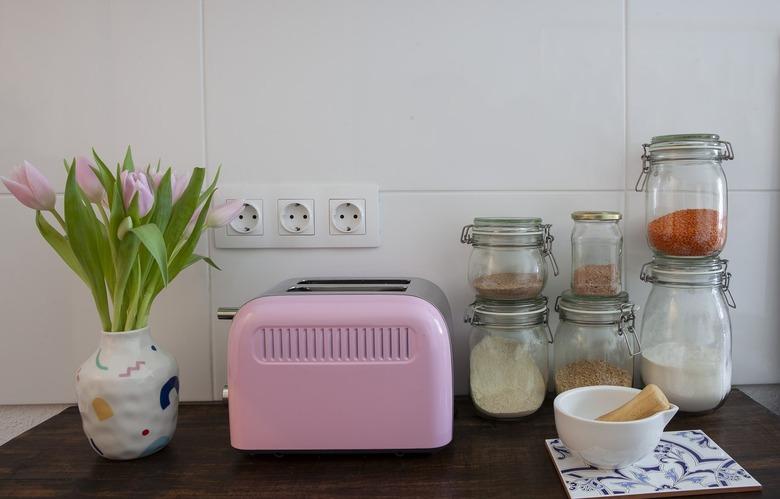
top-left (120, 171), bottom-right (154, 217)
top-left (75, 156), bottom-right (105, 204)
top-left (1, 161), bottom-right (56, 211)
top-left (206, 199), bottom-right (245, 228)
top-left (149, 170), bottom-right (191, 204)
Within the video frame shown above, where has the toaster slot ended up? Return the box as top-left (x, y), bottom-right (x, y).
top-left (287, 279), bottom-right (410, 293)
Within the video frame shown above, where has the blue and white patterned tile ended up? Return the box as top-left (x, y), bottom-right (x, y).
top-left (546, 430), bottom-right (761, 498)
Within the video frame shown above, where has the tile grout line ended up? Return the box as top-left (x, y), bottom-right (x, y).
top-left (198, 0), bottom-right (216, 402)
top-left (623, 0), bottom-right (631, 299)
top-left (1, 188), bottom-right (779, 199)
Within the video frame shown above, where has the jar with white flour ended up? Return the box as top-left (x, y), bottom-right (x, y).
top-left (639, 257), bottom-right (736, 413)
top-left (465, 297), bottom-right (553, 419)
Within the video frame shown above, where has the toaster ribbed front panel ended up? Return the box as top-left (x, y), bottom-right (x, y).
top-left (254, 327), bottom-right (412, 362)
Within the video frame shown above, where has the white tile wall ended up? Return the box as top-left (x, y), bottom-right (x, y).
top-left (0, 0), bottom-right (778, 404)
top-left (0, 0), bottom-right (212, 402)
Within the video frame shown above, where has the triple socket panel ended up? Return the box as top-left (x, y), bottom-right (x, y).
top-left (213, 184), bottom-right (379, 248)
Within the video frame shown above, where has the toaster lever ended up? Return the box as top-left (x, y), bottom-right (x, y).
top-left (222, 385), bottom-right (229, 402)
top-left (217, 307), bottom-right (239, 320)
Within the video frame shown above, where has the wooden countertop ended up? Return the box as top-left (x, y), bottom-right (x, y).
top-left (1, 389), bottom-right (778, 498)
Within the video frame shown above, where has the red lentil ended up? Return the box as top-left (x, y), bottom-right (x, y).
top-left (647, 208), bottom-right (725, 256)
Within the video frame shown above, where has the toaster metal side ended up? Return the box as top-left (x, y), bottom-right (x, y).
top-left (224, 278), bottom-right (454, 453)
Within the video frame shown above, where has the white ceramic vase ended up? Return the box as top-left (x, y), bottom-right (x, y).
top-left (75, 327), bottom-right (179, 460)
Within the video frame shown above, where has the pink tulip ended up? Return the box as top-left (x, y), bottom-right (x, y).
top-left (206, 199), bottom-right (245, 228)
top-left (75, 156), bottom-right (104, 203)
top-left (120, 171), bottom-right (154, 217)
top-left (1, 161), bottom-right (56, 211)
top-left (149, 170), bottom-right (191, 204)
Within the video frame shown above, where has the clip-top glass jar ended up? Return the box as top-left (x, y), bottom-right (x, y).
top-left (639, 257), bottom-right (735, 413)
top-left (571, 211), bottom-right (623, 297)
top-left (465, 296), bottom-right (552, 419)
top-left (461, 217), bottom-right (558, 300)
top-left (635, 134), bottom-right (733, 257)
top-left (553, 291), bottom-right (639, 394)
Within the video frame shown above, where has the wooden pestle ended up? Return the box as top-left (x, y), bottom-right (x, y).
top-left (596, 384), bottom-right (671, 422)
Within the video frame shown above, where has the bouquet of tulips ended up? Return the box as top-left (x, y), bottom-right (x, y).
top-left (1, 148), bottom-right (243, 332)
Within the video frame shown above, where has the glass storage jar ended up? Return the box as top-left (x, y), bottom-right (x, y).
top-left (635, 134), bottom-right (733, 257)
top-left (465, 296), bottom-right (552, 419)
top-left (571, 211), bottom-right (623, 297)
top-left (553, 291), bottom-right (639, 394)
top-left (461, 217), bottom-right (558, 300)
top-left (639, 256), bottom-right (735, 413)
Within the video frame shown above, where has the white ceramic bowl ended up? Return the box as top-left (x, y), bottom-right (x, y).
top-left (553, 385), bottom-right (678, 469)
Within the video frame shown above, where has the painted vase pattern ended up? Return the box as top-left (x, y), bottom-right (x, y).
top-left (75, 327), bottom-right (179, 460)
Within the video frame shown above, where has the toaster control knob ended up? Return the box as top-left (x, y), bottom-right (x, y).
top-left (222, 385), bottom-right (229, 402)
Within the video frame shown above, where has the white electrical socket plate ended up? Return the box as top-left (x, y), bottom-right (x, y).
top-left (213, 184), bottom-right (379, 248)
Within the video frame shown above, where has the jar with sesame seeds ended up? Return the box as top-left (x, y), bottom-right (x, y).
top-left (552, 291), bottom-right (640, 394)
top-left (571, 211), bottom-right (623, 297)
top-left (460, 218), bottom-right (559, 300)
top-left (635, 134), bottom-right (733, 257)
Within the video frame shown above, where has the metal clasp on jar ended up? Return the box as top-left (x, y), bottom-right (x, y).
top-left (542, 306), bottom-right (554, 344)
top-left (542, 224), bottom-right (559, 276)
top-left (722, 141), bottom-right (735, 160)
top-left (639, 262), bottom-right (654, 283)
top-left (460, 224), bottom-right (474, 245)
top-left (634, 143), bottom-right (651, 192)
top-left (617, 303), bottom-right (642, 357)
top-left (721, 259), bottom-right (736, 308)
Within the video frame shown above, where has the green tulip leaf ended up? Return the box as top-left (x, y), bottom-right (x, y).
top-left (164, 167), bottom-right (205, 253)
top-left (35, 211), bottom-right (89, 285)
top-left (64, 162), bottom-right (111, 330)
top-left (168, 191), bottom-right (214, 282)
top-left (122, 145), bottom-right (134, 172)
top-left (186, 253), bottom-right (221, 272)
top-left (130, 224), bottom-right (169, 286)
top-left (91, 148), bottom-right (115, 205)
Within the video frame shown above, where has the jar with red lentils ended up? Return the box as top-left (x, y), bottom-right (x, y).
top-left (635, 134), bottom-right (733, 257)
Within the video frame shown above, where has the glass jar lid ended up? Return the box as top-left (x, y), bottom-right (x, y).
top-left (555, 290), bottom-right (632, 320)
top-left (571, 211), bottom-right (622, 221)
top-left (640, 256), bottom-right (735, 307)
top-left (460, 217), bottom-right (559, 275)
top-left (646, 133), bottom-right (734, 160)
top-left (463, 217), bottom-right (544, 239)
top-left (555, 290), bottom-right (641, 356)
top-left (635, 133), bottom-right (734, 191)
top-left (465, 296), bottom-right (553, 343)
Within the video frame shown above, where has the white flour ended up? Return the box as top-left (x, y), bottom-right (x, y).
top-left (470, 335), bottom-right (546, 417)
top-left (641, 342), bottom-right (731, 413)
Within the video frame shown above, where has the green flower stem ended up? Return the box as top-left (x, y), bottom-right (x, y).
top-left (123, 261), bottom-right (142, 330)
top-left (134, 273), bottom-right (160, 329)
top-left (50, 210), bottom-right (67, 231)
top-left (98, 204), bottom-right (117, 264)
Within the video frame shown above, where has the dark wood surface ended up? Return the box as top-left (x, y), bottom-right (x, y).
top-left (1, 389), bottom-right (778, 498)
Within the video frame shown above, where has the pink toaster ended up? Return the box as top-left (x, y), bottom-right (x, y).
top-left (220, 278), bottom-right (453, 453)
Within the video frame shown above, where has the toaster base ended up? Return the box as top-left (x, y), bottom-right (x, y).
top-left (238, 442), bottom-right (451, 457)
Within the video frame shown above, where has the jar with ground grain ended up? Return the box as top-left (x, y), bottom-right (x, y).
top-left (571, 211), bottom-right (622, 297)
top-left (635, 134), bottom-right (733, 257)
top-left (553, 291), bottom-right (639, 394)
top-left (461, 218), bottom-right (558, 300)
top-left (465, 296), bottom-right (552, 419)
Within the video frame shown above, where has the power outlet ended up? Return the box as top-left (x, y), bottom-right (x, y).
top-left (213, 184), bottom-right (379, 248)
top-left (329, 199), bottom-right (366, 235)
top-left (228, 200), bottom-right (263, 235)
top-left (278, 199), bottom-right (314, 235)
